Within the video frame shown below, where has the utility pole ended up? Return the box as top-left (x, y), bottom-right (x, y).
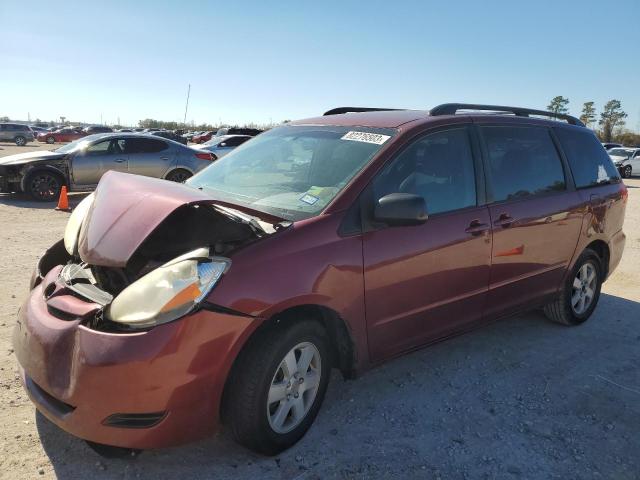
top-left (183, 84), bottom-right (191, 127)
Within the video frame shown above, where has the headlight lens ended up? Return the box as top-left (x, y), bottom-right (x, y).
top-left (63, 193), bottom-right (94, 255)
top-left (106, 247), bottom-right (230, 328)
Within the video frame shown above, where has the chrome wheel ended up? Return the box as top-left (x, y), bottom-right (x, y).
top-left (571, 262), bottom-right (597, 315)
top-left (267, 342), bottom-right (321, 434)
top-left (15, 136), bottom-right (26, 146)
top-left (624, 165), bottom-right (632, 178)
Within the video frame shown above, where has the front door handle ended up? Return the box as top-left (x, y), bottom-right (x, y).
top-left (114, 158), bottom-right (126, 163)
top-left (465, 220), bottom-right (490, 236)
top-left (494, 213), bottom-right (514, 228)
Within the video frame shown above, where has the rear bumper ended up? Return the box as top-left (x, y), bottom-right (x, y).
top-left (13, 277), bottom-right (259, 449)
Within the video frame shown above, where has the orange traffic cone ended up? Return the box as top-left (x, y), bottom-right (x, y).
top-left (55, 186), bottom-right (71, 212)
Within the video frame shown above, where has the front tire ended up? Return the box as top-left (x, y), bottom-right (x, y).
top-left (25, 170), bottom-right (64, 202)
top-left (46, 136), bottom-right (55, 144)
top-left (165, 168), bottom-right (192, 183)
top-left (543, 248), bottom-right (603, 326)
top-left (225, 320), bottom-right (331, 455)
top-left (623, 165), bottom-right (632, 178)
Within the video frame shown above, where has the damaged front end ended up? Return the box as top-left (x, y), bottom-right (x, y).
top-left (33, 171), bottom-right (269, 332)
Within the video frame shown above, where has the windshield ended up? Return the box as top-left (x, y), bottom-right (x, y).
top-left (608, 148), bottom-right (631, 158)
top-left (187, 125), bottom-right (395, 221)
top-left (54, 134), bottom-right (109, 153)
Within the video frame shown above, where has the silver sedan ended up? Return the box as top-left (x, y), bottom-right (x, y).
top-left (0, 133), bottom-right (215, 201)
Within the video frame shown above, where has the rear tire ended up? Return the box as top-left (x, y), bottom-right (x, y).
top-left (25, 170), bottom-right (64, 202)
top-left (165, 168), bottom-right (192, 183)
top-left (46, 136), bottom-right (55, 144)
top-left (224, 320), bottom-right (331, 455)
top-left (14, 135), bottom-right (26, 146)
top-left (543, 248), bottom-right (603, 326)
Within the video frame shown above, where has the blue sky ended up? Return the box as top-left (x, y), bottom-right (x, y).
top-left (1, 0), bottom-right (638, 129)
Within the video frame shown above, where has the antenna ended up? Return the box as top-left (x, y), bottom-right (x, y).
top-left (183, 84), bottom-right (191, 126)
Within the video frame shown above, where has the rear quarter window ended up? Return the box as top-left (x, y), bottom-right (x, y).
top-left (555, 127), bottom-right (621, 188)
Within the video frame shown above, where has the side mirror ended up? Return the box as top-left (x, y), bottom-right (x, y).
top-left (374, 193), bottom-right (428, 226)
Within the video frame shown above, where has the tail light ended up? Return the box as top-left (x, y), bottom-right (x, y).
top-left (621, 183), bottom-right (628, 204)
top-left (195, 152), bottom-right (214, 161)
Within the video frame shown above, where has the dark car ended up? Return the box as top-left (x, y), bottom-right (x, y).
top-left (215, 126), bottom-right (263, 137)
top-left (150, 130), bottom-right (188, 145)
top-left (13, 104), bottom-right (626, 456)
top-left (0, 123), bottom-right (35, 146)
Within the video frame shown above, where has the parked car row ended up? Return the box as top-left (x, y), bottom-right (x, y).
top-left (0, 133), bottom-right (214, 200)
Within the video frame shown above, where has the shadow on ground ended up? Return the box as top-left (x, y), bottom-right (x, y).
top-left (36, 293), bottom-right (640, 479)
top-left (0, 192), bottom-right (90, 210)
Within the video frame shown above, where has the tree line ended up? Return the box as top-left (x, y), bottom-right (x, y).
top-left (547, 96), bottom-right (637, 145)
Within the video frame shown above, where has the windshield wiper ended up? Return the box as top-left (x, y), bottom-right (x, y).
top-left (212, 204), bottom-right (268, 235)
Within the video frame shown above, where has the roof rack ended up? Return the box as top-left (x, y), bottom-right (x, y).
top-left (429, 103), bottom-right (584, 126)
top-left (323, 107), bottom-right (401, 116)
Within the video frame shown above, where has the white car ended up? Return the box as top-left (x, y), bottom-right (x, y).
top-left (192, 134), bottom-right (252, 159)
top-left (609, 147), bottom-right (640, 178)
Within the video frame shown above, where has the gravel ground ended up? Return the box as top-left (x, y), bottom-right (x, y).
top-left (0, 142), bottom-right (639, 479)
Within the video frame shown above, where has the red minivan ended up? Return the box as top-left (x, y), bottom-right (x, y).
top-left (13, 104), bottom-right (627, 455)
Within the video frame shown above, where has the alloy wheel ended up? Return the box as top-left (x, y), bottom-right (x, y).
top-left (571, 262), bottom-right (597, 315)
top-left (267, 342), bottom-right (321, 434)
top-left (29, 173), bottom-right (60, 201)
top-left (624, 165), bottom-right (632, 178)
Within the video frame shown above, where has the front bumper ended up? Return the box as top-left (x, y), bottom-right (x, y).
top-left (13, 267), bottom-right (258, 449)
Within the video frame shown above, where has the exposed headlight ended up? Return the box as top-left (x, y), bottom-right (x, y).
top-left (63, 193), bottom-right (94, 255)
top-left (106, 247), bottom-right (230, 328)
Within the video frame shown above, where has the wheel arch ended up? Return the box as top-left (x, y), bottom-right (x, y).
top-left (20, 165), bottom-right (69, 193)
top-left (584, 239), bottom-right (610, 279)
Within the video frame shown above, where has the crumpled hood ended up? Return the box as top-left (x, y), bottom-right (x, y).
top-left (78, 171), bottom-right (214, 267)
top-left (0, 150), bottom-right (66, 166)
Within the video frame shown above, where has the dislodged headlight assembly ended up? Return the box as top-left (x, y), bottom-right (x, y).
top-left (107, 247), bottom-right (230, 328)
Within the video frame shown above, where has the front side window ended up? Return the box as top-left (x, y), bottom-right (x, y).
top-left (188, 125), bottom-right (395, 221)
top-left (84, 139), bottom-right (124, 156)
top-left (371, 128), bottom-right (477, 215)
top-left (481, 126), bottom-right (565, 202)
top-left (555, 127), bottom-right (620, 188)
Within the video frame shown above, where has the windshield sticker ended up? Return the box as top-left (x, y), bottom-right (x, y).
top-left (300, 193), bottom-right (319, 205)
top-left (341, 131), bottom-right (391, 145)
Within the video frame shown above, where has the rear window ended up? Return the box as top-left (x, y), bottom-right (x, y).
top-left (126, 138), bottom-right (168, 153)
top-left (481, 126), bottom-right (566, 202)
top-left (555, 128), bottom-right (621, 188)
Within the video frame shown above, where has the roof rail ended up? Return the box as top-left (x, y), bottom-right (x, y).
top-left (323, 107), bottom-right (401, 116)
top-left (430, 103), bottom-right (585, 127)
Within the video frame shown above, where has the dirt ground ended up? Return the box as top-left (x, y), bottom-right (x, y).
top-left (1, 142), bottom-right (639, 479)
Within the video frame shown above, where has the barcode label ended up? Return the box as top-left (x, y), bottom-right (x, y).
top-left (341, 131), bottom-right (391, 145)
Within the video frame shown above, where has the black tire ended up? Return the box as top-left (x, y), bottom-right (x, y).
top-left (623, 165), bottom-right (632, 178)
top-left (165, 168), bottom-right (192, 183)
top-left (543, 248), bottom-right (603, 326)
top-left (46, 136), bottom-right (55, 144)
top-left (224, 320), bottom-right (332, 455)
top-left (25, 170), bottom-right (64, 202)
top-left (14, 135), bottom-right (26, 146)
